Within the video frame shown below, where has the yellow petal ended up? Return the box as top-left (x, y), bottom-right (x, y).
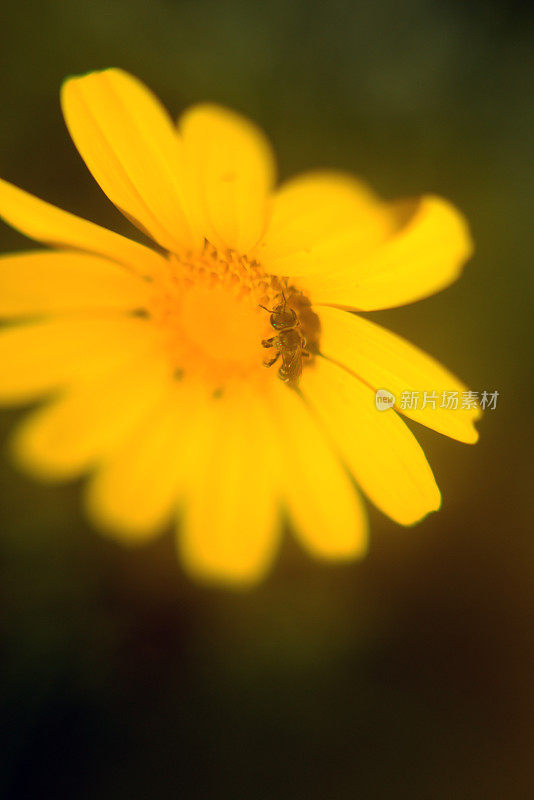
top-left (300, 195), bottom-right (473, 309)
top-left (268, 381), bottom-right (368, 560)
top-left (0, 316), bottom-right (163, 406)
top-left (257, 171), bottom-right (394, 276)
top-left (0, 250), bottom-right (151, 318)
top-left (179, 386), bottom-right (280, 587)
top-left (12, 350), bottom-right (171, 481)
top-left (61, 69), bottom-right (200, 253)
top-left (317, 306), bottom-right (480, 443)
top-left (86, 382), bottom-right (201, 543)
top-left (0, 177), bottom-right (164, 278)
top-left (179, 103), bottom-right (275, 253)
top-left (301, 358), bottom-right (441, 525)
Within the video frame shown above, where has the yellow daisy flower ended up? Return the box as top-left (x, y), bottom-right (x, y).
top-left (0, 69), bottom-right (480, 586)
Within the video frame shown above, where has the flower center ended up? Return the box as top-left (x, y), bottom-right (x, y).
top-left (179, 283), bottom-right (265, 373)
top-left (149, 246), bottom-right (295, 388)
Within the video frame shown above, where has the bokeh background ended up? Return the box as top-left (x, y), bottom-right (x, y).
top-left (1, 0), bottom-right (533, 797)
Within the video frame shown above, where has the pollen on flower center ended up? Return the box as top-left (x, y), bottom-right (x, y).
top-left (180, 283), bottom-right (265, 371)
top-left (148, 245), bottom-right (300, 386)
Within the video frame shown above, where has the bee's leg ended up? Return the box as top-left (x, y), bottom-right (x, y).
top-left (262, 335), bottom-right (279, 349)
top-left (264, 350), bottom-right (281, 368)
top-left (302, 349), bottom-right (311, 358)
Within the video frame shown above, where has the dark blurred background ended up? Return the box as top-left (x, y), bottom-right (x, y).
top-left (1, 0), bottom-right (533, 797)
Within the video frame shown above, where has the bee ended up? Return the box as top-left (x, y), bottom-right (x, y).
top-left (259, 293), bottom-right (310, 384)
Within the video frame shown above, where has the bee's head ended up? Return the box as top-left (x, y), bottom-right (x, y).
top-left (270, 305), bottom-right (297, 331)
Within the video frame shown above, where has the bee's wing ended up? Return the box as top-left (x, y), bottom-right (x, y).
top-left (280, 347), bottom-right (303, 381)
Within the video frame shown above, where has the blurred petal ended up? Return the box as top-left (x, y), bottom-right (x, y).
top-left (268, 381), bottom-right (368, 559)
top-left (0, 316), bottom-right (163, 406)
top-left (179, 103), bottom-right (275, 253)
top-left (12, 351), bottom-right (171, 481)
top-left (86, 382), bottom-right (202, 542)
top-left (317, 306), bottom-right (480, 442)
top-left (300, 195), bottom-right (473, 309)
top-left (258, 171), bottom-right (394, 276)
top-left (0, 177), bottom-right (165, 278)
top-left (179, 386), bottom-right (280, 586)
top-left (0, 251), bottom-right (150, 318)
top-left (61, 69), bottom-right (200, 253)
top-left (301, 358), bottom-right (441, 525)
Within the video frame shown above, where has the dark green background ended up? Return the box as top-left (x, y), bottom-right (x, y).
top-left (1, 0), bottom-right (533, 797)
